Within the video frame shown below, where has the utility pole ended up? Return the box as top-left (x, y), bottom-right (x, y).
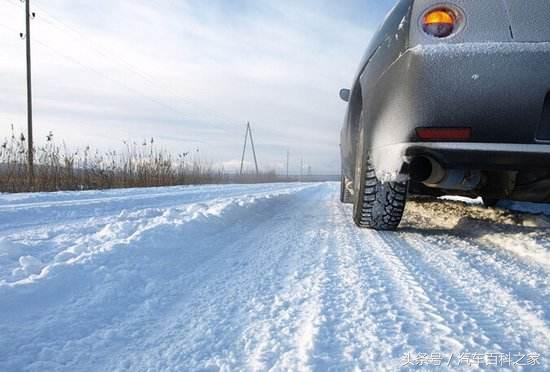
top-left (286, 150), bottom-right (289, 179)
top-left (248, 123), bottom-right (259, 176)
top-left (239, 123), bottom-right (249, 176)
top-left (25, 0), bottom-right (34, 188)
top-left (300, 157), bottom-right (303, 182)
top-left (239, 122), bottom-right (259, 176)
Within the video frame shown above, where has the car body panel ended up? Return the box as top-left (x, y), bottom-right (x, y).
top-left (340, 0), bottom-right (550, 202)
top-left (340, 0), bottom-right (413, 179)
top-left (502, 0), bottom-right (550, 42)
top-left (410, 0), bottom-right (514, 46)
top-left (368, 42), bottom-right (550, 148)
top-left (362, 41), bottom-right (550, 182)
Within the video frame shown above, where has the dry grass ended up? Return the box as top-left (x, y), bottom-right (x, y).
top-left (0, 127), bottom-right (280, 193)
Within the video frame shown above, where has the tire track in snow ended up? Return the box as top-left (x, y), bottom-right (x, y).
top-left (402, 229), bottom-right (550, 323)
top-left (375, 231), bottom-right (521, 352)
top-left (347, 225), bottom-right (438, 360)
top-left (402, 201), bottom-right (550, 331)
top-left (392, 233), bottom-right (550, 359)
top-left (360, 229), bottom-right (505, 356)
top-left (474, 221), bottom-right (550, 269)
top-left (309, 199), bottom-right (389, 370)
top-left (104, 184), bottom-right (330, 371)
top-left (311, 198), bottom-right (414, 371)
top-left (315, 196), bottom-right (489, 370)
top-left (239, 188), bottom-right (330, 371)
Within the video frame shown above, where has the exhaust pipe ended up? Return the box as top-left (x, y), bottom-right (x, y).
top-left (409, 157), bottom-right (438, 183)
top-left (409, 156), bottom-right (481, 191)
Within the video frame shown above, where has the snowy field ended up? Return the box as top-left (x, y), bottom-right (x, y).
top-left (0, 183), bottom-right (549, 371)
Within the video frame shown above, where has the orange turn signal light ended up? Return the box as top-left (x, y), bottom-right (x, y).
top-left (422, 8), bottom-right (456, 38)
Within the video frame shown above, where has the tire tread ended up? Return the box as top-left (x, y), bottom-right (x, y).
top-left (354, 157), bottom-right (407, 231)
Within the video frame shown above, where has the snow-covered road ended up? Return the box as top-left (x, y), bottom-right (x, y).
top-left (0, 183), bottom-right (548, 371)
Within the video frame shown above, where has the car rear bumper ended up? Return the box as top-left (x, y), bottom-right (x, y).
top-left (403, 142), bottom-right (550, 169)
top-left (365, 42), bottom-right (550, 151)
top-left (370, 142), bottom-right (550, 182)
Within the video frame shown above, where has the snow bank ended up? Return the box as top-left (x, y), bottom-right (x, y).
top-left (0, 183), bottom-right (315, 288)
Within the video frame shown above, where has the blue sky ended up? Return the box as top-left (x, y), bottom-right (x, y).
top-left (1, 0), bottom-right (396, 174)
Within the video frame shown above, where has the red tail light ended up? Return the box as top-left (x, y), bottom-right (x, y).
top-left (416, 127), bottom-right (472, 141)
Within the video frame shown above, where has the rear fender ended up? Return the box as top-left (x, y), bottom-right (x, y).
top-left (410, 0), bottom-right (513, 46)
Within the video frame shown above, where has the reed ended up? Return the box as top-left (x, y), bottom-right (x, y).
top-left (0, 126), bottom-right (281, 193)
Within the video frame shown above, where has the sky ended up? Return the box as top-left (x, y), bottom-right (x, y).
top-left (0, 0), bottom-right (396, 175)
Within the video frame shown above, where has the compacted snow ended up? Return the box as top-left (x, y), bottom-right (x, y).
top-left (0, 183), bottom-right (549, 371)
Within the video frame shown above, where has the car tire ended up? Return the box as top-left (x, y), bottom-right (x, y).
top-left (352, 122), bottom-right (407, 231)
top-left (340, 174), bottom-right (353, 204)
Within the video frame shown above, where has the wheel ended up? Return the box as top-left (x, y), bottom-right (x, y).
top-left (340, 173), bottom-right (353, 204)
top-left (352, 122), bottom-right (408, 231)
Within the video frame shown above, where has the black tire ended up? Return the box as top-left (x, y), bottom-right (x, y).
top-left (340, 174), bottom-right (353, 204)
top-left (353, 123), bottom-right (408, 231)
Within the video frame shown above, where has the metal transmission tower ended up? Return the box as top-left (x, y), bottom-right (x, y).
top-left (23, 0), bottom-right (35, 188)
top-left (239, 122), bottom-right (259, 176)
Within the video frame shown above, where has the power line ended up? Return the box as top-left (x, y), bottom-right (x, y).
top-left (3, 2), bottom-right (230, 127)
top-left (36, 6), bottom-right (195, 104)
top-left (0, 22), bottom-right (20, 34)
top-left (3, 0), bottom-right (20, 7)
top-left (32, 7), bottom-right (197, 110)
top-left (4, 0), bottom-right (259, 159)
top-left (27, 0), bottom-right (238, 127)
top-left (4, 0), bottom-right (239, 129)
top-left (31, 37), bottom-right (194, 119)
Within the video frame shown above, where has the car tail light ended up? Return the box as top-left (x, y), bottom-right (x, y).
top-left (416, 127), bottom-right (472, 141)
top-left (422, 8), bottom-right (456, 38)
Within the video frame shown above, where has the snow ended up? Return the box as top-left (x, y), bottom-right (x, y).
top-left (397, 15), bottom-right (407, 31)
top-left (409, 42), bottom-right (550, 57)
top-left (0, 183), bottom-right (549, 370)
top-left (501, 199), bottom-right (550, 216)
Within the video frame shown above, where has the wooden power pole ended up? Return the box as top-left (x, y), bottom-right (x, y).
top-left (25, 0), bottom-right (34, 188)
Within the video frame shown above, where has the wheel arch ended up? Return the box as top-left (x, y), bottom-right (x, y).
top-left (347, 81), bottom-right (364, 185)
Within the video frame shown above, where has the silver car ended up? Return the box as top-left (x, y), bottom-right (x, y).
top-left (339, 0), bottom-right (550, 230)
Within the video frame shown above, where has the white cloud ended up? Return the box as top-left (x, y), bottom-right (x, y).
top-left (0, 0), bottom-right (378, 174)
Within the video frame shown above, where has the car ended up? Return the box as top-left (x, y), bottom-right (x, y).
top-left (339, 0), bottom-right (550, 230)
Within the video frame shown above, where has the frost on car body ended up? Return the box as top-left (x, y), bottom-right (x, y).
top-left (339, 0), bottom-right (550, 230)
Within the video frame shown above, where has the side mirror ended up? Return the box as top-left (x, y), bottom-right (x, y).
top-left (339, 88), bottom-right (351, 102)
